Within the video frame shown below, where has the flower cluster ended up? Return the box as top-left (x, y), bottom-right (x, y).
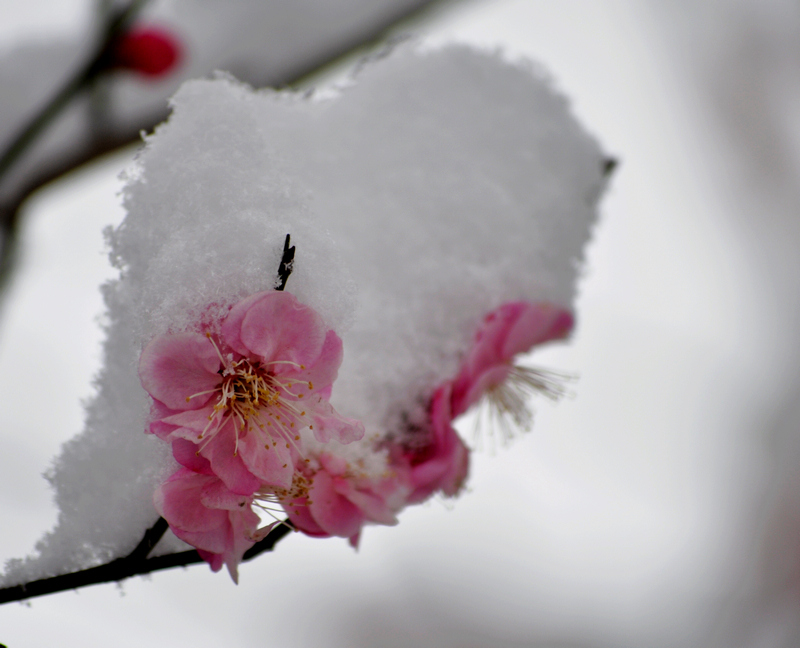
top-left (139, 292), bottom-right (573, 581)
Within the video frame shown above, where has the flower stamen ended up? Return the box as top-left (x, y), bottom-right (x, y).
top-left (478, 364), bottom-right (575, 444)
top-left (195, 335), bottom-right (314, 456)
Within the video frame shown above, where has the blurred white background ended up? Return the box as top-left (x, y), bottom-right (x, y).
top-left (1, 1), bottom-right (799, 646)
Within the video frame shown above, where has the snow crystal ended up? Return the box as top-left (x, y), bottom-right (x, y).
top-left (1, 44), bottom-right (605, 586)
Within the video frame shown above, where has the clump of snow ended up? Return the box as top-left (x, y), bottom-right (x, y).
top-left (1, 43), bottom-right (605, 586)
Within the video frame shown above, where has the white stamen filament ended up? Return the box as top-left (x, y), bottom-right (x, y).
top-left (477, 364), bottom-right (574, 445)
top-left (187, 335), bottom-right (314, 457)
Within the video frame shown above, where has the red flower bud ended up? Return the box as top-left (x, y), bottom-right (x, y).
top-left (110, 27), bottom-right (181, 78)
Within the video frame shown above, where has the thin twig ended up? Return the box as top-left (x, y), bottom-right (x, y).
top-left (276, 233), bottom-right (296, 291)
top-left (0, 0), bottom-right (149, 184)
top-left (0, 520), bottom-right (292, 605)
top-left (0, 0), bottom-right (151, 297)
top-left (602, 157), bottom-right (619, 179)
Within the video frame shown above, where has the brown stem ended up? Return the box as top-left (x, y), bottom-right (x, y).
top-left (0, 518), bottom-right (292, 605)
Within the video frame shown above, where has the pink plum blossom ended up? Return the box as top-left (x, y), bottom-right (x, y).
top-left (278, 453), bottom-right (404, 547)
top-left (390, 301), bottom-right (572, 506)
top-left (449, 301), bottom-right (574, 424)
top-left (397, 383), bottom-right (469, 504)
top-left (139, 291), bottom-right (363, 493)
top-left (154, 467), bottom-right (265, 583)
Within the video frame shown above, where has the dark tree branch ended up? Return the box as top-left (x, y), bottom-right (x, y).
top-left (0, 0), bottom-right (150, 184)
top-left (0, 519), bottom-right (292, 605)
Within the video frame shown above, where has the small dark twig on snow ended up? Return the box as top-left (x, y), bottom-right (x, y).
top-left (276, 233), bottom-right (296, 291)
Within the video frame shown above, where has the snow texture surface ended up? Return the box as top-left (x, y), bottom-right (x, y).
top-left (1, 44), bottom-right (605, 586)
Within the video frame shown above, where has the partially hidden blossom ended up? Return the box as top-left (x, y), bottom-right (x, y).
top-left (449, 301), bottom-right (574, 425)
top-left (395, 383), bottom-right (470, 505)
top-left (279, 452), bottom-right (406, 548)
top-left (390, 301), bottom-right (573, 503)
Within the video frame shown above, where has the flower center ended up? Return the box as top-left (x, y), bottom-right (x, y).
top-left (188, 334), bottom-right (312, 456)
top-left (215, 357), bottom-right (282, 428)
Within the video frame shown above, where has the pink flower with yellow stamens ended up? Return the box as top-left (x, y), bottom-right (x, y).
top-left (139, 290), bottom-right (363, 493)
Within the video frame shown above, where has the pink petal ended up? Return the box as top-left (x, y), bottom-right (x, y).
top-left (222, 291), bottom-right (327, 368)
top-left (451, 302), bottom-right (574, 415)
top-left (154, 468), bottom-right (258, 582)
top-left (154, 470), bottom-right (227, 534)
top-left (283, 497), bottom-right (329, 537)
top-left (309, 398), bottom-right (365, 444)
top-left (319, 453), bottom-right (348, 476)
top-left (197, 549), bottom-right (224, 573)
top-left (455, 364), bottom-right (510, 416)
top-left (139, 332), bottom-right (221, 411)
top-left (501, 302), bottom-right (573, 359)
top-left (308, 470), bottom-right (364, 538)
top-left (154, 407), bottom-right (219, 442)
top-left (345, 489), bottom-right (398, 526)
top-left (199, 424), bottom-right (262, 495)
top-left (224, 506), bottom-right (260, 583)
top-left (406, 385), bottom-right (470, 503)
top-left (171, 438), bottom-right (213, 474)
top-left (278, 330), bottom-right (343, 397)
top-left (201, 479), bottom-right (252, 511)
top-left (237, 430), bottom-right (294, 490)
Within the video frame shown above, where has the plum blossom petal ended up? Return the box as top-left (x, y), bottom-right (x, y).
top-left (236, 427), bottom-right (295, 489)
top-left (283, 496), bottom-right (329, 538)
top-left (309, 396), bottom-right (365, 444)
top-left (221, 291), bottom-right (326, 367)
top-left (401, 383), bottom-right (469, 504)
top-left (306, 469), bottom-right (364, 539)
top-left (154, 468), bottom-right (260, 583)
top-left (198, 422), bottom-right (272, 494)
top-left (139, 333), bottom-right (220, 411)
top-left (171, 438), bottom-right (214, 475)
